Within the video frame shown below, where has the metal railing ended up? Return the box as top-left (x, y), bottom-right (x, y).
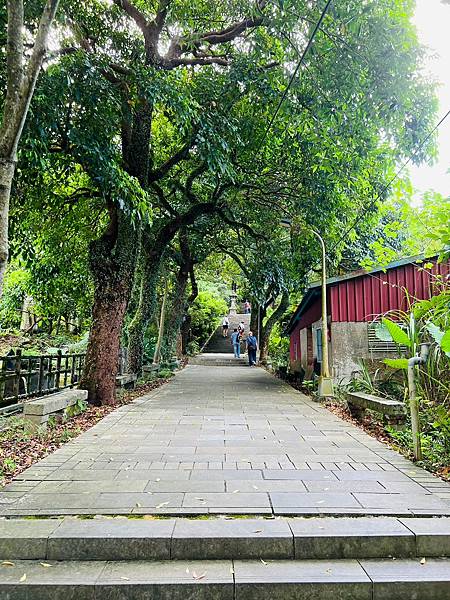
top-left (0, 350), bottom-right (86, 410)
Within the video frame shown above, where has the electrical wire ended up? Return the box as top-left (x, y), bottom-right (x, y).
top-left (260, 0), bottom-right (334, 145)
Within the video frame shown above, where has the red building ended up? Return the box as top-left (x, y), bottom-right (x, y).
top-left (286, 255), bottom-right (450, 382)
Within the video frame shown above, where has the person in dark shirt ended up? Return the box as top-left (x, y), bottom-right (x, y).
top-left (230, 328), bottom-right (240, 358)
top-left (246, 331), bottom-right (258, 366)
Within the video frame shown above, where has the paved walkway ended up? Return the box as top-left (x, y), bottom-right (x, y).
top-left (1, 365), bottom-right (450, 516)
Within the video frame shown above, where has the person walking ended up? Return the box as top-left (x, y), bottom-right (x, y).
top-left (231, 328), bottom-right (241, 358)
top-left (244, 300), bottom-right (251, 314)
top-left (246, 330), bottom-right (258, 366)
top-left (238, 320), bottom-right (245, 337)
top-left (222, 315), bottom-right (230, 337)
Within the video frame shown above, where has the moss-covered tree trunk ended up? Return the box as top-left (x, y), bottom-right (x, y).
top-left (181, 267), bottom-right (198, 354)
top-left (259, 291), bottom-right (289, 365)
top-left (250, 301), bottom-right (259, 333)
top-left (80, 206), bottom-right (138, 405)
top-left (160, 269), bottom-right (189, 363)
top-left (126, 246), bottom-right (163, 375)
top-left (160, 233), bottom-right (195, 362)
top-left (81, 101), bottom-right (152, 403)
top-left (126, 204), bottom-right (217, 374)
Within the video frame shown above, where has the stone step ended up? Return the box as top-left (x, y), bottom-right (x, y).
top-left (190, 353), bottom-right (249, 367)
top-left (1, 557), bottom-right (449, 599)
top-left (1, 517), bottom-right (449, 561)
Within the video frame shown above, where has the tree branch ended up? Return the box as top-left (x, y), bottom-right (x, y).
top-left (3, 0), bottom-right (24, 127)
top-left (215, 207), bottom-right (264, 240)
top-left (150, 182), bottom-right (179, 217)
top-left (1, 0), bottom-right (60, 158)
top-left (165, 56), bottom-right (230, 68)
top-left (165, 2), bottom-right (267, 64)
top-left (112, 0), bottom-right (150, 36)
top-left (155, 0), bottom-right (171, 33)
top-left (217, 244), bottom-right (250, 277)
top-left (148, 138), bottom-right (194, 183)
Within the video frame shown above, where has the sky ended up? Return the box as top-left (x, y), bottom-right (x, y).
top-left (409, 0), bottom-right (450, 198)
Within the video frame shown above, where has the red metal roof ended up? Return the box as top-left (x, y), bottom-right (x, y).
top-left (287, 254), bottom-right (450, 333)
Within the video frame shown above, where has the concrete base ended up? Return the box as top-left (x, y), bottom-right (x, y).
top-left (116, 374), bottom-right (137, 387)
top-left (23, 389), bottom-right (88, 430)
top-left (318, 376), bottom-right (334, 398)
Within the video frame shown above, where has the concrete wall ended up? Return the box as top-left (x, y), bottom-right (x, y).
top-left (330, 321), bottom-right (369, 383)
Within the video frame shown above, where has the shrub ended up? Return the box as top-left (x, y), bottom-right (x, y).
top-left (268, 323), bottom-right (290, 367)
top-left (189, 291), bottom-right (228, 346)
top-left (0, 266), bottom-right (30, 331)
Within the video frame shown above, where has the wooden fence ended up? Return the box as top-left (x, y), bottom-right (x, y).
top-left (0, 350), bottom-right (86, 409)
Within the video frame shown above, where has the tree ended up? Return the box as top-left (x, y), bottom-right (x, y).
top-left (0, 0), bottom-right (60, 295)
top-left (360, 185), bottom-right (450, 269)
top-left (6, 0), bottom-right (437, 404)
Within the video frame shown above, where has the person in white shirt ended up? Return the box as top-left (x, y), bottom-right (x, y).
top-left (222, 315), bottom-right (230, 337)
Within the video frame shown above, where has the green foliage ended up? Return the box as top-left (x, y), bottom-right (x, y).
top-left (157, 368), bottom-right (174, 379)
top-left (64, 399), bottom-right (88, 420)
top-left (346, 360), bottom-right (405, 400)
top-left (362, 190), bottom-right (450, 271)
top-left (268, 323), bottom-right (289, 367)
top-left (384, 358), bottom-right (409, 370)
top-left (380, 318), bottom-right (412, 348)
top-left (189, 291), bottom-right (227, 346)
top-left (186, 340), bottom-right (200, 356)
top-left (0, 265), bottom-right (30, 330)
top-left (388, 399), bottom-right (450, 476)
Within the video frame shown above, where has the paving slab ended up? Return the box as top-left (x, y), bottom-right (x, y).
top-left (1, 365), bottom-right (449, 516)
top-left (288, 517), bottom-right (415, 559)
top-left (0, 519), bottom-right (61, 559)
top-left (172, 518), bottom-right (293, 559)
top-left (0, 559), bottom-right (104, 599)
top-left (400, 517), bottom-right (450, 556)
top-left (233, 559), bottom-right (372, 600)
top-left (361, 557), bottom-right (450, 600)
top-left (47, 518), bottom-right (175, 560)
top-left (98, 559), bottom-right (233, 599)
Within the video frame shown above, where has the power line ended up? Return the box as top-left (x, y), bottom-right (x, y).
top-left (260, 0), bottom-right (334, 145)
top-left (328, 108), bottom-right (450, 257)
top-left (219, 0), bottom-right (334, 237)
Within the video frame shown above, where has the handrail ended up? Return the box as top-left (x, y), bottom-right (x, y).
top-left (0, 350), bottom-right (86, 410)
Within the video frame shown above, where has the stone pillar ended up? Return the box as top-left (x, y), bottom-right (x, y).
top-left (229, 292), bottom-right (238, 316)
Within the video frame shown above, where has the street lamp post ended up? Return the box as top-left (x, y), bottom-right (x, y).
top-left (310, 230), bottom-right (334, 398)
top-left (280, 219), bottom-right (334, 398)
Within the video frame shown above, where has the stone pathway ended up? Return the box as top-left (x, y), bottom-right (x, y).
top-left (1, 365), bottom-right (449, 516)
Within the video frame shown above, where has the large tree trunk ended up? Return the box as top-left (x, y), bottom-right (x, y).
top-left (80, 206), bottom-right (138, 405)
top-left (181, 266), bottom-right (198, 354)
top-left (0, 160), bottom-right (16, 293)
top-left (250, 300), bottom-right (259, 333)
top-left (0, 0), bottom-right (60, 296)
top-left (152, 278), bottom-right (169, 366)
top-left (160, 264), bottom-right (190, 363)
top-left (127, 247), bottom-right (163, 374)
top-left (81, 97), bottom-right (153, 401)
top-left (259, 291), bottom-right (289, 365)
top-left (126, 203), bottom-right (217, 373)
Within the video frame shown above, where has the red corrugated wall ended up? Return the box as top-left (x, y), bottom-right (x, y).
top-left (330, 259), bottom-right (450, 322)
top-left (289, 297), bottom-right (322, 361)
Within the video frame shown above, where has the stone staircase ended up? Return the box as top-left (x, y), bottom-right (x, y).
top-left (1, 515), bottom-right (449, 597)
top-left (190, 313), bottom-right (251, 366)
